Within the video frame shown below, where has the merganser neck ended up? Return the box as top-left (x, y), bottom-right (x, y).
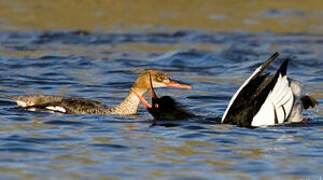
top-left (110, 88), bottom-right (147, 115)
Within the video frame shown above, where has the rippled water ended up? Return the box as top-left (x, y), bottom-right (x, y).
top-left (0, 31), bottom-right (322, 179)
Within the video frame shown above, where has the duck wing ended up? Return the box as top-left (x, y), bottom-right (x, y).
top-left (251, 63), bottom-right (294, 126)
top-left (221, 52), bottom-right (294, 127)
top-left (38, 98), bottom-right (108, 114)
top-left (11, 95), bottom-right (109, 114)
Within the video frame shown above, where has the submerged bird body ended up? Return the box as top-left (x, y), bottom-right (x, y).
top-left (148, 96), bottom-right (195, 120)
top-left (132, 73), bottom-right (194, 120)
top-left (221, 52), bottom-right (318, 127)
top-left (9, 70), bottom-right (192, 115)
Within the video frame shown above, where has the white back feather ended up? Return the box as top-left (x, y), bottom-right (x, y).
top-left (251, 74), bottom-right (294, 127)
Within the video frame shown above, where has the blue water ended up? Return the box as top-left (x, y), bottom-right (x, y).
top-left (0, 31), bottom-right (322, 179)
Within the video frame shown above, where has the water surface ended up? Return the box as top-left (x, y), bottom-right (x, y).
top-left (0, 31), bottom-right (322, 180)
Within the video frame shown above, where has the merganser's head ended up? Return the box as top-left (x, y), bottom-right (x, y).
top-left (132, 73), bottom-right (192, 120)
top-left (133, 70), bottom-right (192, 90)
top-left (148, 74), bottom-right (176, 118)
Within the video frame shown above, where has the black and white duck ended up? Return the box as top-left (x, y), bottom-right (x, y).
top-left (221, 52), bottom-right (318, 127)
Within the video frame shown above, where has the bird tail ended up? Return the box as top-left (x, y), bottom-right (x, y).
top-left (301, 95), bottom-right (318, 109)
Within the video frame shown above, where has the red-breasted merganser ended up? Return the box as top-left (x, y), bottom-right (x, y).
top-left (221, 52), bottom-right (318, 127)
top-left (9, 70), bottom-right (192, 115)
top-left (132, 73), bottom-right (195, 120)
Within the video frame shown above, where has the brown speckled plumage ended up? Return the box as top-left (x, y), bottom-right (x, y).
top-left (9, 70), bottom-right (190, 115)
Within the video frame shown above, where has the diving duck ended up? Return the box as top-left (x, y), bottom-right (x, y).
top-left (8, 70), bottom-right (192, 115)
top-left (132, 73), bottom-right (195, 120)
top-left (221, 52), bottom-right (318, 127)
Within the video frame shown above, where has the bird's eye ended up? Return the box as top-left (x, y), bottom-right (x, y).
top-left (154, 104), bottom-right (159, 108)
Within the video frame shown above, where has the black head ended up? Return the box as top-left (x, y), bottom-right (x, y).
top-left (132, 72), bottom-right (193, 120)
top-left (149, 95), bottom-right (178, 118)
top-left (148, 73), bottom-right (187, 120)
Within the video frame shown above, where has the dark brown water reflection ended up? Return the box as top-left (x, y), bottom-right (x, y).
top-left (1, 0), bottom-right (323, 33)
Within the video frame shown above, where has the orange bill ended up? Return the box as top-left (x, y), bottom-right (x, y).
top-left (165, 80), bottom-right (192, 89)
